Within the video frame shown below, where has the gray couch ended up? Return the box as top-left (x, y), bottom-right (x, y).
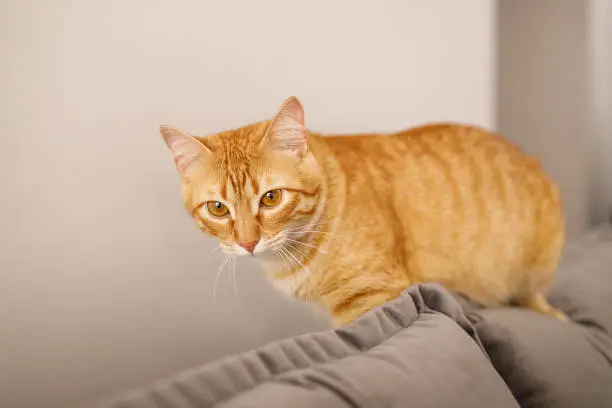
top-left (98, 225), bottom-right (612, 408)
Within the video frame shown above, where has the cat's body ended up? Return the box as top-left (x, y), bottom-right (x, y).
top-left (277, 124), bottom-right (564, 324)
top-left (161, 97), bottom-right (565, 326)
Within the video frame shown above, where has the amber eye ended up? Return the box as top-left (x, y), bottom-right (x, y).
top-left (260, 189), bottom-right (282, 208)
top-left (206, 201), bottom-right (229, 217)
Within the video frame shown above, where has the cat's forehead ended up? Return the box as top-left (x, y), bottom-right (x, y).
top-left (217, 161), bottom-right (292, 197)
top-left (217, 162), bottom-right (261, 202)
top-left (190, 167), bottom-right (260, 208)
top-left (208, 152), bottom-right (292, 206)
top-left (191, 121), bottom-right (300, 205)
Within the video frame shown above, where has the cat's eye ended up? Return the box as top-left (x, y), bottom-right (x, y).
top-left (206, 201), bottom-right (229, 217)
top-left (260, 189), bottom-right (282, 208)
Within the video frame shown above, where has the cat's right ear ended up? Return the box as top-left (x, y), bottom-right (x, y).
top-left (160, 125), bottom-right (210, 178)
top-left (260, 96), bottom-right (308, 157)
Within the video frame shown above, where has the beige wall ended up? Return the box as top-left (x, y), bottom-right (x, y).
top-left (0, 1), bottom-right (496, 407)
top-left (497, 0), bottom-right (592, 238)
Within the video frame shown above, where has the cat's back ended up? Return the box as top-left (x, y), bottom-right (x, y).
top-left (321, 122), bottom-right (553, 193)
top-left (323, 122), bottom-right (511, 155)
top-left (320, 123), bottom-right (564, 307)
top-left (321, 123), bottom-right (513, 165)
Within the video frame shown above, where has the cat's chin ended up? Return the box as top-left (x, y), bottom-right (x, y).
top-left (219, 245), bottom-right (272, 258)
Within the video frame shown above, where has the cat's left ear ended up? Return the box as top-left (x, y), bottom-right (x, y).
top-left (261, 96), bottom-right (307, 156)
top-left (160, 125), bottom-right (210, 178)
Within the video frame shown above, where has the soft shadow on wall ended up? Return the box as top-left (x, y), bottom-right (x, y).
top-left (588, 0), bottom-right (612, 224)
top-left (496, 0), bottom-right (605, 238)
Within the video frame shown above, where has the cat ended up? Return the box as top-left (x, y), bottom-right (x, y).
top-left (160, 96), bottom-right (566, 326)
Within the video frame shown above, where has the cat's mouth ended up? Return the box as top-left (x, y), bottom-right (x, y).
top-left (219, 240), bottom-right (267, 257)
top-left (219, 234), bottom-right (288, 258)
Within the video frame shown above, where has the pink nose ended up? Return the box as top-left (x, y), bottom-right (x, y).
top-left (238, 240), bottom-right (258, 253)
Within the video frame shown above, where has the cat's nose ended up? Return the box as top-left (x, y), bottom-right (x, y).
top-left (238, 240), bottom-right (259, 254)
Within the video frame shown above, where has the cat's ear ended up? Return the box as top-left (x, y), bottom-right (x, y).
top-left (160, 125), bottom-right (210, 178)
top-left (261, 96), bottom-right (307, 156)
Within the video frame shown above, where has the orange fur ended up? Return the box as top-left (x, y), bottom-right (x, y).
top-left (161, 97), bottom-right (566, 326)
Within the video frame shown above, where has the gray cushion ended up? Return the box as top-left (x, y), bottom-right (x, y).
top-left (98, 284), bottom-right (518, 408)
top-left (97, 225), bottom-right (612, 408)
top-left (468, 224), bottom-right (612, 408)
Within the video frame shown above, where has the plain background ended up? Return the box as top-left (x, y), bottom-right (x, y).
top-left (497, 1), bottom-right (591, 237)
top-left (0, 1), bottom-right (608, 408)
top-left (497, 0), bottom-right (610, 235)
top-left (589, 0), bottom-right (612, 224)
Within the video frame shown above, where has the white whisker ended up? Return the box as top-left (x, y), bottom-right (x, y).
top-left (271, 246), bottom-right (313, 297)
top-left (280, 246), bottom-right (301, 291)
top-left (284, 238), bottom-right (329, 254)
top-left (286, 230), bottom-right (349, 241)
top-left (284, 220), bottom-right (337, 232)
top-left (285, 241), bottom-right (311, 260)
top-left (279, 246), bottom-right (297, 271)
top-left (231, 257), bottom-right (242, 308)
top-left (282, 245), bottom-right (306, 272)
top-left (231, 258), bottom-right (237, 295)
top-left (212, 255), bottom-right (231, 306)
top-left (276, 247), bottom-right (293, 272)
top-left (201, 253), bottom-right (225, 269)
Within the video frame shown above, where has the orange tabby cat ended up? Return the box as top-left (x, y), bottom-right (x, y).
top-left (160, 96), bottom-right (566, 326)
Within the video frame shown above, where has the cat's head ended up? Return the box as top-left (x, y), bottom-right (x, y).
top-left (161, 97), bottom-right (324, 257)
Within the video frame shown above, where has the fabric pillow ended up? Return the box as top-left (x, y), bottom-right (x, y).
top-left (469, 224), bottom-right (612, 408)
top-left (99, 284), bottom-right (518, 408)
